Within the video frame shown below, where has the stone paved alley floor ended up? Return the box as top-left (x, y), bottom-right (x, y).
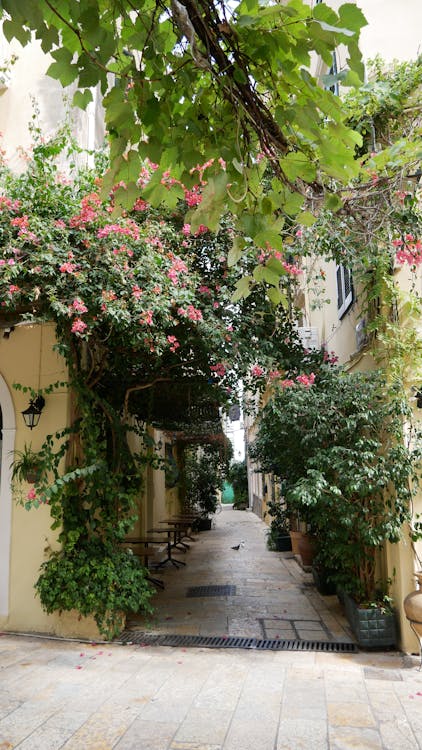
top-left (1, 506), bottom-right (422, 749)
top-left (126, 505), bottom-right (352, 642)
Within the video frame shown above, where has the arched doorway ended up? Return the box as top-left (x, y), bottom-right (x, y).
top-left (0, 374), bottom-right (16, 617)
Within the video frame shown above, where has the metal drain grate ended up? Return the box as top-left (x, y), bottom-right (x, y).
top-left (186, 585), bottom-right (236, 598)
top-left (118, 631), bottom-right (358, 652)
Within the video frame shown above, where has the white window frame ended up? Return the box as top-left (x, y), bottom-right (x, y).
top-left (336, 264), bottom-right (353, 318)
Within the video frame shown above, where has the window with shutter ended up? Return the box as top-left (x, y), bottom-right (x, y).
top-left (336, 264), bottom-right (353, 318)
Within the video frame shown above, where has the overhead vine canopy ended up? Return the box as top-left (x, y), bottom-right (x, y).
top-left (0, 129), bottom-right (319, 424)
top-left (0, 0), bottom-right (368, 247)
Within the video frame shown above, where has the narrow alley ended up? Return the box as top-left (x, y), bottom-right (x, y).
top-left (125, 505), bottom-right (352, 644)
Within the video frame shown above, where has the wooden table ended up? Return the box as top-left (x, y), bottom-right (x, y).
top-left (158, 519), bottom-right (193, 549)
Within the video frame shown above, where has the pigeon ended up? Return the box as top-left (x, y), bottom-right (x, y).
top-left (231, 541), bottom-right (245, 550)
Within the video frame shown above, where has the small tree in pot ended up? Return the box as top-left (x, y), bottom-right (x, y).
top-left (184, 445), bottom-right (227, 529)
top-left (265, 499), bottom-right (292, 551)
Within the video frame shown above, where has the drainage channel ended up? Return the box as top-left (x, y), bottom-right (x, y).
top-left (118, 631), bottom-right (358, 653)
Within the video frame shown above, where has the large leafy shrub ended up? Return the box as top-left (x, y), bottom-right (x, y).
top-left (251, 367), bottom-right (420, 601)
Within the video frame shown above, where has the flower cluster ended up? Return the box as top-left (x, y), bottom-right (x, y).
top-left (393, 235), bottom-right (422, 267)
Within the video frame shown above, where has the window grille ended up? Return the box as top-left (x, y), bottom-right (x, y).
top-left (336, 264), bottom-right (353, 318)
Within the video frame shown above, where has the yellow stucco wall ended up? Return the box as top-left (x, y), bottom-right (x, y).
top-left (0, 323), bottom-right (103, 638)
top-left (0, 325), bottom-right (184, 638)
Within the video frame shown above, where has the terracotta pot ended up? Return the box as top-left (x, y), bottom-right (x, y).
top-left (298, 534), bottom-right (315, 567)
top-left (289, 530), bottom-right (304, 556)
top-left (403, 572), bottom-right (422, 639)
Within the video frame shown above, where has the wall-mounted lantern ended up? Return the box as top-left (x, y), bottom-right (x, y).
top-left (21, 395), bottom-right (45, 429)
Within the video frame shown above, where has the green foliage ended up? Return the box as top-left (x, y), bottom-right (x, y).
top-left (35, 539), bottom-right (153, 639)
top-left (184, 445), bottom-right (227, 517)
top-left (228, 460), bottom-right (249, 508)
top-left (0, 0), bottom-right (368, 276)
top-left (10, 444), bottom-right (44, 485)
top-left (265, 499), bottom-right (290, 550)
top-left (251, 367), bottom-right (421, 601)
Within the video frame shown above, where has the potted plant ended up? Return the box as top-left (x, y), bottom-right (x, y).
top-left (265, 500), bottom-right (292, 552)
top-left (11, 444), bottom-right (44, 484)
top-left (183, 446), bottom-right (225, 530)
top-left (228, 460), bottom-right (249, 510)
top-left (342, 585), bottom-right (397, 649)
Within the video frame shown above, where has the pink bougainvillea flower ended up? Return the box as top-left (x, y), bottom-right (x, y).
top-left (140, 310), bottom-right (154, 325)
top-left (296, 372), bottom-right (315, 387)
top-left (132, 285), bottom-right (143, 299)
top-left (210, 363), bottom-right (226, 378)
top-left (167, 335), bottom-right (180, 352)
top-left (8, 284), bottom-right (20, 293)
top-left (280, 378), bottom-right (295, 388)
top-left (71, 318), bottom-right (88, 335)
top-left (184, 186), bottom-right (202, 207)
top-left (395, 237), bottom-right (422, 267)
top-left (11, 214), bottom-right (29, 229)
top-left (269, 370), bottom-right (281, 380)
top-left (251, 365), bottom-right (264, 377)
top-left (167, 255), bottom-right (188, 285)
top-left (102, 290), bottom-right (117, 302)
top-left (27, 488), bottom-right (36, 500)
top-left (282, 261), bottom-right (302, 275)
top-left (71, 298), bottom-right (88, 314)
top-left (59, 262), bottom-right (76, 274)
top-left (133, 197), bottom-right (149, 211)
top-left (186, 305), bottom-right (203, 322)
top-left (98, 221), bottom-right (140, 241)
top-left (182, 223), bottom-right (191, 235)
top-left (69, 192), bottom-right (101, 227)
top-left (323, 350), bottom-right (339, 365)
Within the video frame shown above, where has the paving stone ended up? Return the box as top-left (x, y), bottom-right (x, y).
top-left (327, 702), bottom-right (376, 727)
top-left (329, 726), bottom-right (383, 749)
top-left (325, 681), bottom-right (368, 703)
top-left (296, 629), bottom-right (329, 641)
top-left (378, 720), bottom-right (420, 750)
top-left (115, 719), bottom-right (180, 749)
top-left (277, 719), bottom-right (328, 749)
top-left (174, 708), bottom-right (232, 744)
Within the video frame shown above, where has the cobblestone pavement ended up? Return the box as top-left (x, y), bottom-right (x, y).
top-left (1, 507), bottom-right (422, 749)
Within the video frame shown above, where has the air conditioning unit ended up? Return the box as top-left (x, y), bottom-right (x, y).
top-left (297, 326), bottom-right (319, 351)
top-left (355, 318), bottom-right (368, 351)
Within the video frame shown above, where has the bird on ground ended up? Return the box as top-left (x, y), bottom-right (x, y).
top-left (231, 541), bottom-right (245, 550)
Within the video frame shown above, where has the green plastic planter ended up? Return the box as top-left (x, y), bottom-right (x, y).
top-left (343, 592), bottom-right (397, 649)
